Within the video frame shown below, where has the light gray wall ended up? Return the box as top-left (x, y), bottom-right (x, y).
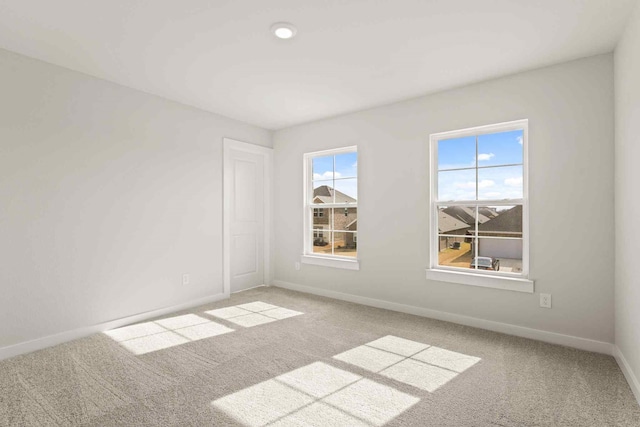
top-left (615, 1), bottom-right (640, 389)
top-left (274, 54), bottom-right (615, 343)
top-left (0, 48), bottom-right (271, 348)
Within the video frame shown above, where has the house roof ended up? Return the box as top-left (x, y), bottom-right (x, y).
top-left (442, 206), bottom-right (490, 225)
top-left (313, 185), bottom-right (357, 204)
top-left (438, 211), bottom-right (471, 234)
top-left (478, 207), bottom-right (498, 219)
top-left (477, 205), bottom-right (523, 234)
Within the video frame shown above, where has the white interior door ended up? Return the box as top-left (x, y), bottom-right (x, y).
top-left (227, 146), bottom-right (265, 293)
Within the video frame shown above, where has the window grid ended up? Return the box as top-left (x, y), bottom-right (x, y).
top-left (430, 120), bottom-right (528, 278)
top-left (305, 147), bottom-right (358, 260)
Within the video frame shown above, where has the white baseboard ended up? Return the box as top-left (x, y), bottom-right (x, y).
top-left (614, 346), bottom-right (640, 406)
top-left (0, 292), bottom-right (229, 361)
top-left (272, 280), bottom-right (614, 355)
top-left (232, 284), bottom-right (268, 294)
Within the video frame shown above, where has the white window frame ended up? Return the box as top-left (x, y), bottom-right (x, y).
top-left (301, 146), bottom-right (359, 270)
top-left (426, 120), bottom-right (534, 293)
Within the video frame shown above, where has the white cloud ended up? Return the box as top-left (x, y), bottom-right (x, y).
top-left (477, 153), bottom-right (495, 162)
top-left (517, 136), bottom-right (523, 145)
top-left (455, 179), bottom-right (494, 189)
top-left (455, 181), bottom-right (475, 190)
top-left (313, 171), bottom-right (342, 180)
top-left (483, 192), bottom-right (502, 198)
top-left (504, 177), bottom-right (523, 187)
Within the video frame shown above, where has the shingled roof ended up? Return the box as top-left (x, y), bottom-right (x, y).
top-left (477, 205), bottom-right (522, 234)
top-left (442, 206), bottom-right (490, 225)
top-left (479, 207), bottom-right (498, 219)
top-left (313, 185), bottom-right (357, 204)
top-left (438, 210), bottom-right (471, 234)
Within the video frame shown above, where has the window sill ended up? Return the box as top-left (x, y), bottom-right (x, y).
top-left (301, 255), bottom-right (360, 271)
top-left (425, 268), bottom-right (534, 293)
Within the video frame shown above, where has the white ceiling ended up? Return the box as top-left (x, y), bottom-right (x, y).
top-left (0, 0), bottom-right (636, 130)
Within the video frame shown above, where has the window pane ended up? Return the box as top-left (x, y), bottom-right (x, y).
top-left (312, 227), bottom-right (327, 239)
top-left (438, 237), bottom-right (474, 268)
top-left (334, 178), bottom-right (357, 202)
top-left (335, 152), bottom-right (357, 179)
top-left (313, 208), bottom-right (329, 227)
top-left (333, 207), bottom-right (357, 231)
top-left (476, 205), bottom-right (522, 238)
top-left (312, 155), bottom-right (334, 181)
top-left (477, 130), bottom-right (523, 167)
top-left (308, 149), bottom-right (358, 260)
top-left (312, 181), bottom-right (334, 204)
top-left (438, 237), bottom-right (521, 273)
top-left (312, 230), bottom-right (332, 255)
top-left (437, 206), bottom-right (473, 235)
top-left (437, 168), bottom-right (476, 201)
top-left (477, 165), bottom-right (523, 200)
top-left (477, 238), bottom-right (523, 273)
top-left (333, 232), bottom-right (357, 258)
top-left (438, 136), bottom-right (476, 170)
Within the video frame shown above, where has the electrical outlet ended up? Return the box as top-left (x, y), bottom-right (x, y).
top-left (295, 262), bottom-right (301, 271)
top-left (182, 274), bottom-right (190, 285)
top-left (540, 293), bottom-right (552, 308)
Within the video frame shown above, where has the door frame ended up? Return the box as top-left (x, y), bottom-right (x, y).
top-left (223, 137), bottom-right (273, 297)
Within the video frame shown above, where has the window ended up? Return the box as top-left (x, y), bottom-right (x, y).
top-left (302, 146), bottom-right (359, 270)
top-left (427, 120), bottom-right (532, 292)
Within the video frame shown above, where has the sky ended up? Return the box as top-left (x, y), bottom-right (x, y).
top-left (312, 152), bottom-right (358, 200)
top-left (309, 130), bottom-right (522, 203)
top-left (437, 130), bottom-right (523, 201)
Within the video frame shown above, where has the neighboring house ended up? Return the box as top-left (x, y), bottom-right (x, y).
top-left (474, 205), bottom-right (523, 259)
top-left (438, 210), bottom-right (471, 251)
top-left (312, 185), bottom-right (357, 246)
top-left (345, 218), bottom-right (357, 248)
top-left (442, 206), bottom-right (490, 225)
top-left (478, 207), bottom-right (499, 219)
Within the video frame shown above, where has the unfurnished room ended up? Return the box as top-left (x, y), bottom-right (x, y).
top-left (1, 1), bottom-right (640, 426)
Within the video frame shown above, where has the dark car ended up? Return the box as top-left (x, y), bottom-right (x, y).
top-left (313, 238), bottom-right (329, 246)
top-left (470, 256), bottom-right (500, 271)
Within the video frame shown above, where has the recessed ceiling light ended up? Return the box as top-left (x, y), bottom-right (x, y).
top-left (271, 22), bottom-right (297, 40)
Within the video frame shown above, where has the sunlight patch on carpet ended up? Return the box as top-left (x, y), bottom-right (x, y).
top-left (333, 335), bottom-right (480, 392)
top-left (206, 301), bottom-right (303, 328)
top-left (103, 314), bottom-right (234, 355)
top-left (212, 361), bottom-right (418, 427)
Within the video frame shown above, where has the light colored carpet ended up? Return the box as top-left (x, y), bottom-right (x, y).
top-left (1, 286), bottom-right (639, 426)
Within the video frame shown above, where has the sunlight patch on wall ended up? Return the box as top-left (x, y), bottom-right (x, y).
top-left (333, 335), bottom-right (480, 392)
top-left (103, 314), bottom-right (234, 355)
top-left (206, 301), bottom-right (303, 328)
top-left (212, 361), bottom-right (418, 426)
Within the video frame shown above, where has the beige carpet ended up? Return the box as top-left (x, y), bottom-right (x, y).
top-left (1, 286), bottom-right (639, 426)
